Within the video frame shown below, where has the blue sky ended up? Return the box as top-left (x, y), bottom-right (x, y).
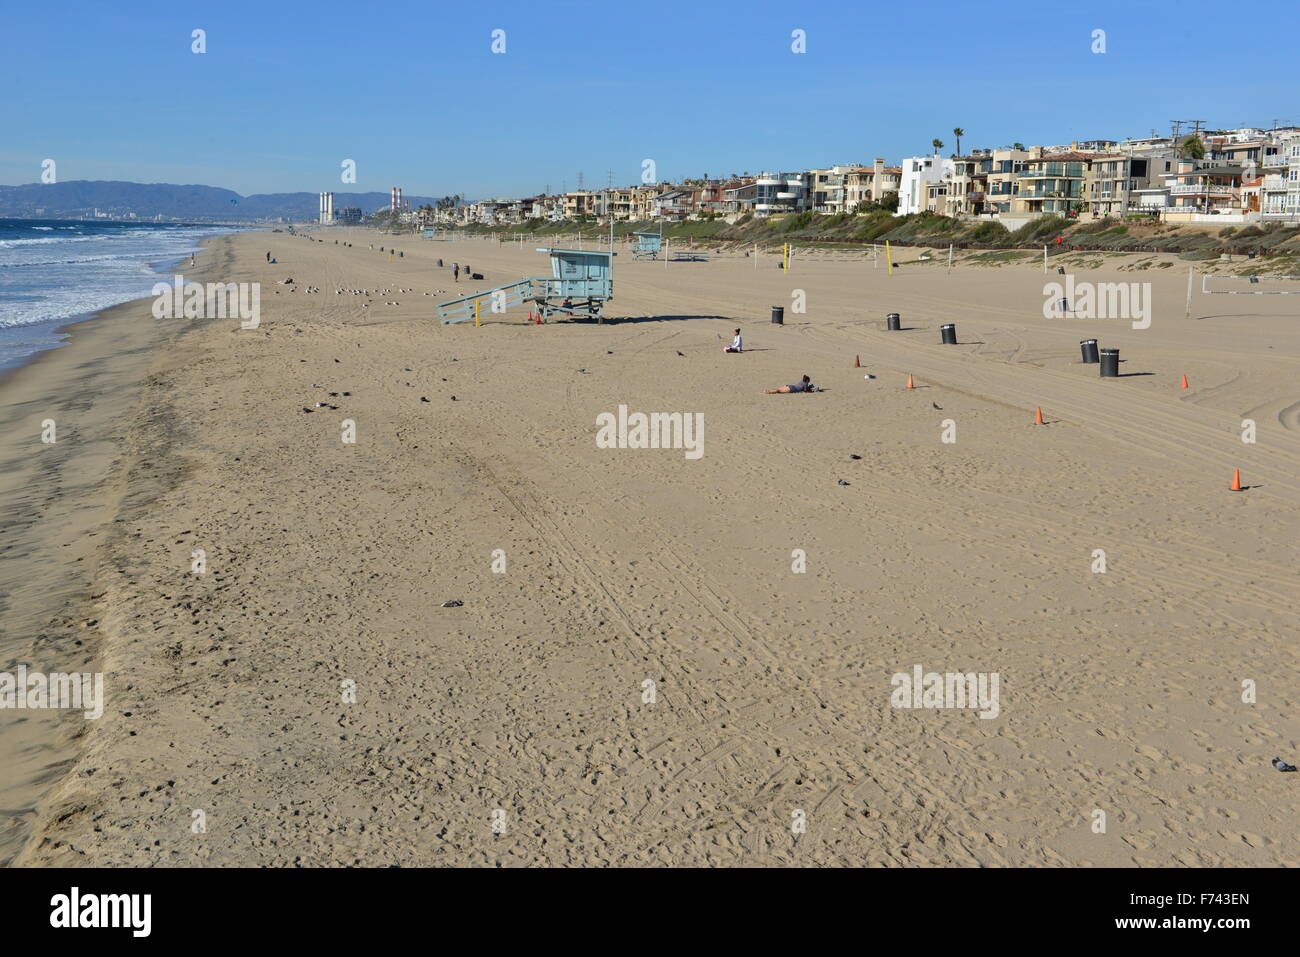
top-left (3, 0), bottom-right (1297, 199)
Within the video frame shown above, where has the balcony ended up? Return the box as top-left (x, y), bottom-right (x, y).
top-left (1171, 183), bottom-right (1241, 196)
top-left (1019, 164), bottom-right (1086, 179)
top-left (1018, 188), bottom-right (1079, 199)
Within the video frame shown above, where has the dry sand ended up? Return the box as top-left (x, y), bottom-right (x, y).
top-left (4, 227), bottom-right (1297, 866)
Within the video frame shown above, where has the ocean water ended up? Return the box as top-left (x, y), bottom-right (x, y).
top-left (0, 218), bottom-right (252, 371)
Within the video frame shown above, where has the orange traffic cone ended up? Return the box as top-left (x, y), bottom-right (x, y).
top-left (1181, 374), bottom-right (1189, 389)
top-left (854, 355), bottom-right (860, 368)
top-left (1230, 468), bottom-right (1243, 491)
top-left (906, 374), bottom-right (914, 389)
top-left (1034, 406), bottom-right (1045, 425)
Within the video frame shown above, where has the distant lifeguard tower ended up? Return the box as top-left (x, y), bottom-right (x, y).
top-left (632, 231), bottom-right (662, 260)
top-left (436, 247), bottom-right (615, 324)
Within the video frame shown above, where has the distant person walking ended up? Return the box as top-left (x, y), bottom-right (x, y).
top-left (266, 251), bottom-right (271, 263)
top-left (452, 262), bottom-right (460, 282)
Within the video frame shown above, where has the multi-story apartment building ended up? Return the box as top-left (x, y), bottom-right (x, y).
top-left (598, 187), bottom-right (639, 221)
top-left (1011, 151), bottom-right (1104, 215)
top-left (630, 185), bottom-right (664, 220)
top-left (1087, 149), bottom-right (1176, 217)
top-left (562, 191), bottom-right (598, 219)
top-left (985, 147), bottom-right (1034, 214)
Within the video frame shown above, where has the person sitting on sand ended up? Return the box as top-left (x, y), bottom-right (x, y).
top-left (764, 375), bottom-right (816, 394)
top-left (724, 329), bottom-right (743, 353)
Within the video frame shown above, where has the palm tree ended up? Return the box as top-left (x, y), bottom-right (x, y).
top-left (1180, 135), bottom-right (1206, 159)
top-left (932, 138), bottom-right (944, 155)
top-left (953, 128), bottom-right (965, 157)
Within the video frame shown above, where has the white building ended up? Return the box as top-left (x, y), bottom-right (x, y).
top-left (752, 172), bottom-right (810, 217)
top-left (895, 155), bottom-right (955, 215)
top-left (1279, 131), bottom-right (1300, 219)
top-left (318, 192), bottom-right (334, 224)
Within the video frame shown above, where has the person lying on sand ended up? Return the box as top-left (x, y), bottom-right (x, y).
top-left (724, 329), bottom-right (743, 353)
top-left (764, 375), bottom-right (816, 394)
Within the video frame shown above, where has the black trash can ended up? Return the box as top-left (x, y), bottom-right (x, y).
top-left (940, 323), bottom-right (957, 345)
top-left (1080, 339), bottom-right (1099, 363)
top-left (886, 312), bottom-right (901, 331)
top-left (771, 306), bottom-right (784, 325)
top-left (1099, 348), bottom-right (1120, 377)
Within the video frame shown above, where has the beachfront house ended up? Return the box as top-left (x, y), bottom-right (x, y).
top-left (687, 180), bottom-right (731, 217)
top-left (1265, 130), bottom-right (1300, 220)
top-left (1086, 150), bottom-right (1175, 218)
top-left (632, 185), bottom-right (667, 220)
top-left (653, 188), bottom-right (695, 220)
top-left (984, 147), bottom-right (1034, 215)
top-left (808, 167), bottom-right (853, 214)
top-left (562, 191), bottom-right (598, 220)
top-left (1011, 151), bottom-right (1104, 216)
top-left (723, 179), bottom-right (758, 216)
top-left (1167, 160), bottom-right (1248, 215)
top-left (844, 159), bottom-right (901, 211)
top-left (896, 155), bottom-right (954, 215)
top-left (750, 172), bottom-right (810, 217)
top-left (942, 152), bottom-right (993, 216)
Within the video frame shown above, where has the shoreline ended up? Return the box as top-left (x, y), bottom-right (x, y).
top-left (5, 227), bottom-right (1296, 867)
top-left (0, 234), bottom-right (236, 865)
top-left (0, 225), bottom-right (255, 379)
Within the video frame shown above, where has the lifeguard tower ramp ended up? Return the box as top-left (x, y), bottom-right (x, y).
top-left (436, 248), bottom-right (614, 324)
top-left (632, 231), bottom-right (662, 260)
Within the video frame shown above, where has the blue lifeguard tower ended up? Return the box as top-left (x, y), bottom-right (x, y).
top-left (632, 231), bottom-right (662, 260)
top-left (436, 247), bottom-right (615, 324)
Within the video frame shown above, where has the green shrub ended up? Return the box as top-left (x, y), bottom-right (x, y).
top-left (1010, 215), bottom-right (1069, 243)
top-left (969, 221), bottom-right (1010, 243)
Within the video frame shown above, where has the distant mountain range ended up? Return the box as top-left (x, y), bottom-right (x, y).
top-left (0, 181), bottom-right (443, 222)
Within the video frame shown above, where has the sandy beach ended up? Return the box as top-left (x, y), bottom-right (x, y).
top-left (4, 227), bottom-right (1296, 867)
